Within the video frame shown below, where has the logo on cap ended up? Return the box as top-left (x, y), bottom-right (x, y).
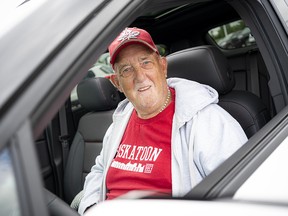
top-left (117, 28), bottom-right (140, 42)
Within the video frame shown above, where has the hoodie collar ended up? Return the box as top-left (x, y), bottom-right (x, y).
top-left (168, 77), bottom-right (218, 122)
top-left (113, 77), bottom-right (219, 123)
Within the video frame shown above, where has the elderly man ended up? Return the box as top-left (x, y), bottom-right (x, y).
top-left (78, 27), bottom-right (247, 215)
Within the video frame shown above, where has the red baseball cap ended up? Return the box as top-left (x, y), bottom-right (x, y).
top-left (108, 27), bottom-right (159, 68)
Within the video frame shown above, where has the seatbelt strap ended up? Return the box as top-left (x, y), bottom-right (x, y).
top-left (247, 51), bottom-right (260, 97)
top-left (45, 124), bottom-right (62, 196)
top-left (59, 103), bottom-right (70, 170)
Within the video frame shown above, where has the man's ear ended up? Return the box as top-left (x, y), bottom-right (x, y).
top-left (109, 74), bottom-right (123, 92)
top-left (161, 56), bottom-right (168, 76)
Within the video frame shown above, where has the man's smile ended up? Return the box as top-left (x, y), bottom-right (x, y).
top-left (138, 85), bottom-right (151, 92)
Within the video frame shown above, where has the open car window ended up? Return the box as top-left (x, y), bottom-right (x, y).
top-left (208, 20), bottom-right (256, 50)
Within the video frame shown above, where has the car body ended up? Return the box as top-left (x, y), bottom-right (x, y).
top-left (1, 0), bottom-right (288, 215)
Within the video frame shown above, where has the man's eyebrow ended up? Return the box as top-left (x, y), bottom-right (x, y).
top-left (138, 55), bottom-right (152, 61)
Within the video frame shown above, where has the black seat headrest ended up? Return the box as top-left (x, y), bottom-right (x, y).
top-left (77, 77), bottom-right (121, 111)
top-left (167, 45), bottom-right (235, 94)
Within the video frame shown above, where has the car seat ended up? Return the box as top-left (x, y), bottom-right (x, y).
top-left (167, 45), bottom-right (271, 138)
top-left (63, 77), bottom-right (121, 205)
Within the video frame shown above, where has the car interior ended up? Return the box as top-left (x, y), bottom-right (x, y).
top-left (34, 0), bottom-right (280, 214)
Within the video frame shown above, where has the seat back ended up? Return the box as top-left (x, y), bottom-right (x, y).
top-left (64, 77), bottom-right (121, 204)
top-left (167, 45), bottom-right (270, 138)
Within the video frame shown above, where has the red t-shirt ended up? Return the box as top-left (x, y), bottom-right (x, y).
top-left (106, 88), bottom-right (175, 200)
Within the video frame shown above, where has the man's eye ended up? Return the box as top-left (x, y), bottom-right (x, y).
top-left (120, 66), bottom-right (134, 77)
top-left (142, 60), bottom-right (153, 69)
top-left (143, 60), bottom-right (151, 65)
top-left (122, 67), bottom-right (132, 73)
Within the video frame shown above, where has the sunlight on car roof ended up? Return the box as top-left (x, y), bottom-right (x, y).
top-left (0, 0), bottom-right (47, 37)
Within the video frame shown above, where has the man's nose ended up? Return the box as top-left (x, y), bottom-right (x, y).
top-left (134, 65), bottom-right (146, 81)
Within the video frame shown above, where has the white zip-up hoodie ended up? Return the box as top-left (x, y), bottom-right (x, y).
top-left (78, 78), bottom-right (247, 215)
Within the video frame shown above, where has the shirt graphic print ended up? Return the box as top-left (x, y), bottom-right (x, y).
top-left (106, 88), bottom-right (175, 199)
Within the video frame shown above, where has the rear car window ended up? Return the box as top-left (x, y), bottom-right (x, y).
top-left (208, 20), bottom-right (256, 50)
top-left (70, 52), bottom-right (113, 108)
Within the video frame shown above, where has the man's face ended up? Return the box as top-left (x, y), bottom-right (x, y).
top-left (113, 44), bottom-right (168, 118)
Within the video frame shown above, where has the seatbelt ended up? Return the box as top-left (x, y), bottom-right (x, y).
top-left (59, 103), bottom-right (70, 170)
top-left (45, 124), bottom-right (61, 196)
top-left (247, 51), bottom-right (260, 97)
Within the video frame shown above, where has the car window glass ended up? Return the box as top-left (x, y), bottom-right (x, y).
top-left (208, 20), bottom-right (256, 50)
top-left (233, 136), bottom-right (288, 203)
top-left (0, 148), bottom-right (21, 216)
top-left (70, 52), bottom-right (113, 107)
